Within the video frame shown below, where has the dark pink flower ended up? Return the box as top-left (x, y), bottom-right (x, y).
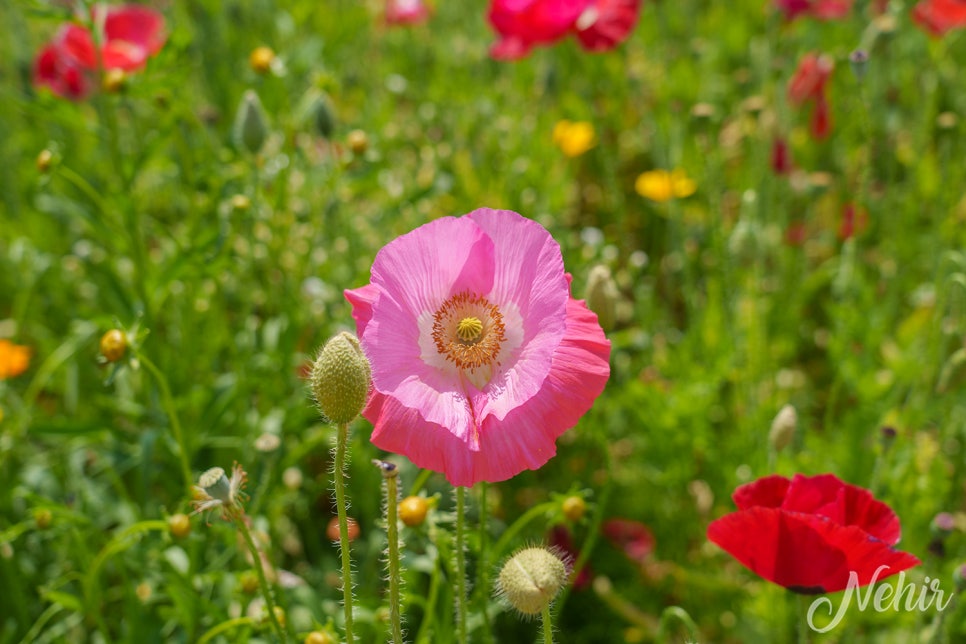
top-left (912, 0), bottom-right (966, 36)
top-left (602, 518), bottom-right (655, 563)
top-left (838, 203), bottom-right (869, 240)
top-left (33, 4), bottom-right (166, 101)
top-left (770, 136), bottom-right (792, 175)
top-left (487, 0), bottom-right (641, 60)
top-left (573, 0), bottom-right (642, 52)
top-left (386, 0), bottom-right (430, 25)
top-left (775, 0), bottom-right (853, 20)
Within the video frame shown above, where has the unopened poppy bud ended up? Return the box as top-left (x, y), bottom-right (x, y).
top-left (249, 46), bottom-right (275, 74)
top-left (37, 149), bottom-right (54, 173)
top-left (497, 546), bottom-right (569, 615)
top-left (849, 50), bottom-right (868, 82)
top-left (562, 496), bottom-right (587, 522)
top-left (103, 68), bottom-right (127, 93)
top-left (372, 459), bottom-right (398, 478)
top-left (310, 332), bottom-right (371, 424)
top-left (304, 630), bottom-right (338, 644)
top-left (768, 404), bottom-right (797, 452)
top-left (584, 265), bottom-right (618, 332)
top-left (233, 90), bottom-right (269, 154)
top-left (168, 513), bottom-right (191, 538)
top-left (100, 329), bottom-right (128, 362)
top-left (346, 129), bottom-right (368, 154)
top-left (34, 508), bottom-right (53, 530)
top-left (955, 563), bottom-right (966, 593)
top-left (880, 425), bottom-right (897, 449)
top-left (308, 92), bottom-right (336, 138)
top-left (399, 496), bottom-right (429, 527)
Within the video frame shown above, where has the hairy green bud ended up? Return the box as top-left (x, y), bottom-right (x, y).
top-left (310, 332), bottom-right (371, 424)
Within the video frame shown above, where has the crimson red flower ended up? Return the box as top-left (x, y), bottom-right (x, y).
top-left (838, 203), bottom-right (869, 240)
top-left (602, 518), bottom-right (655, 564)
top-left (708, 474), bottom-right (920, 594)
top-left (788, 53), bottom-right (834, 139)
top-left (33, 4), bottom-right (166, 101)
top-left (774, 0), bottom-right (853, 20)
top-left (912, 0), bottom-right (966, 36)
top-left (487, 0), bottom-right (641, 61)
top-left (770, 136), bottom-right (792, 175)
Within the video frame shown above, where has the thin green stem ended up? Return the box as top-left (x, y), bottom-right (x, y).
top-left (455, 486), bottom-right (468, 644)
top-left (137, 352), bottom-right (193, 492)
top-left (541, 604), bottom-right (554, 644)
top-left (385, 471), bottom-right (403, 644)
top-left (234, 515), bottom-right (287, 643)
top-left (477, 483), bottom-right (494, 643)
top-left (334, 422), bottom-right (355, 642)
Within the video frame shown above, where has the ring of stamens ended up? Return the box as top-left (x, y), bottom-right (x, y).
top-left (432, 292), bottom-right (506, 372)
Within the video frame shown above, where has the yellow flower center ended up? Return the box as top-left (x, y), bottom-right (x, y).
top-left (432, 292), bottom-right (505, 375)
top-left (456, 316), bottom-right (484, 343)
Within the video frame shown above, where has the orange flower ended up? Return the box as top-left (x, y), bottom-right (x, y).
top-left (0, 340), bottom-right (31, 379)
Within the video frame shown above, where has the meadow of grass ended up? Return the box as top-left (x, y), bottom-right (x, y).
top-left (2, 0), bottom-right (966, 642)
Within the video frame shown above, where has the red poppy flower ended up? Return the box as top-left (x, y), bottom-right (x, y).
top-left (602, 518), bottom-right (655, 564)
top-left (385, 0), bottom-right (430, 25)
top-left (774, 0), bottom-right (853, 20)
top-left (707, 474), bottom-right (920, 594)
top-left (912, 0), bottom-right (966, 36)
top-left (33, 4), bottom-right (166, 101)
top-left (838, 203), bottom-right (869, 240)
top-left (770, 136), bottom-right (792, 175)
top-left (787, 53), bottom-right (833, 105)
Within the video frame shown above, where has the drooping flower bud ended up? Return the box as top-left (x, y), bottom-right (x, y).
top-left (399, 496), bottom-right (429, 527)
top-left (303, 91), bottom-right (336, 138)
top-left (768, 404), bottom-right (798, 452)
top-left (561, 496), bottom-right (586, 522)
top-left (310, 332), bottom-right (371, 424)
top-left (346, 128), bottom-right (369, 155)
top-left (100, 329), bottom-right (128, 362)
top-left (497, 546), bottom-right (570, 615)
top-left (584, 265), bottom-right (618, 332)
top-left (233, 90), bottom-right (269, 155)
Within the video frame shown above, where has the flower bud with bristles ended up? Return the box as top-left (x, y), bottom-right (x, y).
top-left (233, 90), bottom-right (269, 155)
top-left (310, 332), bottom-right (371, 424)
top-left (497, 546), bottom-right (570, 616)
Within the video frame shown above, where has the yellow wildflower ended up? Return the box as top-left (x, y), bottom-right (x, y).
top-left (634, 169), bottom-right (697, 202)
top-left (0, 340), bottom-right (31, 379)
top-left (249, 46), bottom-right (276, 74)
top-left (552, 120), bottom-right (596, 158)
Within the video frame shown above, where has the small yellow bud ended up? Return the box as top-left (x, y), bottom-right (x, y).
top-left (498, 546), bottom-right (569, 615)
top-left (346, 129), bottom-right (369, 155)
top-left (304, 631), bottom-right (337, 644)
top-left (399, 496), bottom-right (429, 527)
top-left (168, 513), bottom-right (191, 538)
top-left (136, 582), bottom-right (152, 603)
top-left (269, 606), bottom-right (286, 628)
top-left (239, 570), bottom-right (260, 594)
top-left (768, 404), bottom-right (798, 452)
top-left (99, 329), bottom-right (128, 362)
top-left (230, 194), bottom-right (252, 211)
top-left (310, 332), bottom-right (371, 424)
top-left (249, 46), bottom-right (275, 74)
top-left (103, 68), bottom-right (127, 93)
top-left (561, 496), bottom-right (586, 522)
top-left (37, 149), bottom-right (54, 173)
top-left (34, 508), bottom-right (53, 530)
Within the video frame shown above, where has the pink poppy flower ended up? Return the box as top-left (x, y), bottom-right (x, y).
top-left (774, 0), bottom-right (853, 20)
top-left (912, 0), bottom-right (966, 36)
top-left (573, 0), bottom-right (643, 52)
top-left (487, 0), bottom-right (641, 60)
top-left (33, 4), bottom-right (166, 101)
top-left (386, 0), bottom-right (430, 25)
top-left (345, 208), bottom-right (611, 487)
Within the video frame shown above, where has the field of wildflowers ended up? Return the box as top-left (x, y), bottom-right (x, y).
top-left (2, 0), bottom-right (966, 642)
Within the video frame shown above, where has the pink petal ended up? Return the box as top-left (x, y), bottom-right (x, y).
top-left (56, 24), bottom-right (98, 68)
top-left (573, 0), bottom-right (642, 52)
top-left (488, 0), bottom-right (590, 44)
top-left (345, 284), bottom-right (380, 337)
top-left (490, 36), bottom-right (534, 60)
top-left (465, 208), bottom-right (570, 423)
top-left (101, 40), bottom-right (149, 71)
